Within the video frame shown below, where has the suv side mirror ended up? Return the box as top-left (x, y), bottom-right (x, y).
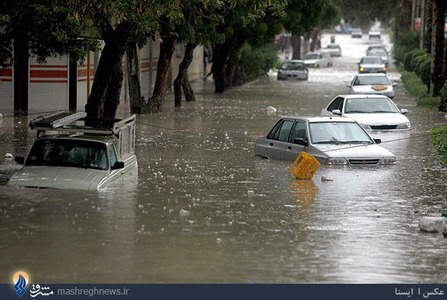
top-left (111, 161), bottom-right (125, 170)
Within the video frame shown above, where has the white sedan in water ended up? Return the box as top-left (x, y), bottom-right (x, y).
top-left (254, 116), bottom-right (395, 165)
top-left (321, 94), bottom-right (411, 131)
top-left (348, 73), bottom-right (396, 99)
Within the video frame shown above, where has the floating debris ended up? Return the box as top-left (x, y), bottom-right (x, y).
top-left (321, 176), bottom-right (333, 181)
top-left (266, 106), bottom-right (277, 114)
top-left (179, 209), bottom-right (190, 216)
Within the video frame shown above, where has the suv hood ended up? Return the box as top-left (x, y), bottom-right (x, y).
top-left (8, 166), bottom-right (107, 190)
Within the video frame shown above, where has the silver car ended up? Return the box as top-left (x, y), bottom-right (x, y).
top-left (277, 60), bottom-right (308, 80)
top-left (358, 56), bottom-right (387, 73)
top-left (348, 73), bottom-right (395, 99)
top-left (254, 116), bottom-right (396, 165)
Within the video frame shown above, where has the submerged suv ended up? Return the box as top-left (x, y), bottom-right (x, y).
top-left (8, 111), bottom-right (138, 190)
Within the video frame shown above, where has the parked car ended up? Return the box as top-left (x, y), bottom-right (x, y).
top-left (368, 28), bottom-right (381, 39)
top-left (323, 44), bottom-right (342, 57)
top-left (277, 60), bottom-right (308, 80)
top-left (254, 116), bottom-right (396, 165)
top-left (303, 51), bottom-right (333, 68)
top-left (347, 73), bottom-right (396, 99)
top-left (351, 28), bottom-right (363, 38)
top-left (320, 94), bottom-right (411, 131)
top-left (358, 56), bottom-right (387, 73)
top-left (8, 111), bottom-right (138, 190)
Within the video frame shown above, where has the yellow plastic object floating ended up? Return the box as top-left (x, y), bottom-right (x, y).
top-left (289, 152), bottom-right (321, 180)
top-left (371, 84), bottom-right (387, 91)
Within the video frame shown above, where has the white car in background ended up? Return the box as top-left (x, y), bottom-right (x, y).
top-left (303, 51), bottom-right (333, 68)
top-left (348, 73), bottom-right (396, 99)
top-left (321, 94), bottom-right (411, 131)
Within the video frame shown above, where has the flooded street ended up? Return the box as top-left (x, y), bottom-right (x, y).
top-left (1, 33), bottom-right (447, 284)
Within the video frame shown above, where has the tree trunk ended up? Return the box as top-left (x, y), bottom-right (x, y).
top-left (126, 42), bottom-right (143, 114)
top-left (212, 43), bottom-right (230, 93)
top-left (291, 34), bottom-right (302, 60)
top-left (103, 58), bottom-right (124, 120)
top-left (226, 38), bottom-right (245, 88)
top-left (13, 27), bottom-right (28, 115)
top-left (425, 0), bottom-right (433, 52)
top-left (182, 71), bottom-right (195, 102)
top-left (85, 39), bottom-right (126, 120)
top-left (85, 19), bottom-right (131, 121)
top-left (430, 0), bottom-right (446, 97)
top-left (174, 42), bottom-right (197, 107)
top-left (146, 24), bottom-right (176, 113)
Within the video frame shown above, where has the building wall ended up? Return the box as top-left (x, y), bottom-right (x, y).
top-left (0, 38), bottom-right (206, 116)
top-left (28, 56), bottom-right (69, 112)
top-left (0, 65), bottom-right (13, 115)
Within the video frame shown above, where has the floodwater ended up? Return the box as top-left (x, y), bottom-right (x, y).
top-left (1, 33), bottom-right (447, 284)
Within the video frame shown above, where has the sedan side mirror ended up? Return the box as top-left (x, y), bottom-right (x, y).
top-left (294, 138), bottom-right (308, 146)
top-left (332, 109), bottom-right (342, 115)
top-left (15, 155), bottom-right (25, 165)
top-left (373, 138), bottom-right (382, 144)
top-left (401, 108), bottom-right (408, 114)
top-left (111, 161), bottom-right (125, 170)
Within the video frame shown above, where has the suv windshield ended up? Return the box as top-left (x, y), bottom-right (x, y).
top-left (25, 139), bottom-right (109, 170)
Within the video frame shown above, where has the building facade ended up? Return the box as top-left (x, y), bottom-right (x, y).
top-left (0, 38), bottom-right (207, 116)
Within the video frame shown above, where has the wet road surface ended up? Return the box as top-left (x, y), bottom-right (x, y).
top-left (0, 33), bottom-right (447, 283)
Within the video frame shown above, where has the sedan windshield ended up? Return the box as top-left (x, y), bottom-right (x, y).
top-left (25, 139), bottom-right (108, 170)
top-left (344, 97), bottom-right (399, 114)
top-left (361, 57), bottom-right (383, 64)
top-left (310, 122), bottom-right (372, 144)
top-left (354, 76), bottom-right (390, 86)
top-left (281, 61), bottom-right (306, 70)
top-left (304, 54), bottom-right (320, 60)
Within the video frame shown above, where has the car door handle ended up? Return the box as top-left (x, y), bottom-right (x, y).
top-left (269, 143), bottom-right (274, 146)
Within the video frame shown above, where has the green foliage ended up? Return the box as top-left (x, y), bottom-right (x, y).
top-left (333, 0), bottom-right (399, 28)
top-left (431, 125), bottom-right (447, 166)
top-left (413, 54), bottom-right (431, 87)
top-left (283, 0), bottom-right (340, 35)
top-left (400, 70), bottom-right (440, 108)
top-left (393, 30), bottom-right (419, 66)
top-left (438, 82), bottom-right (447, 112)
top-left (403, 49), bottom-right (425, 71)
top-left (400, 70), bottom-right (428, 99)
top-left (239, 42), bottom-right (279, 81)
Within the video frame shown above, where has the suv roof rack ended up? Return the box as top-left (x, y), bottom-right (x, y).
top-left (30, 111), bottom-right (136, 136)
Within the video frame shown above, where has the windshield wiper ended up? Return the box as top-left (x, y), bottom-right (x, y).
top-left (344, 140), bottom-right (373, 144)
